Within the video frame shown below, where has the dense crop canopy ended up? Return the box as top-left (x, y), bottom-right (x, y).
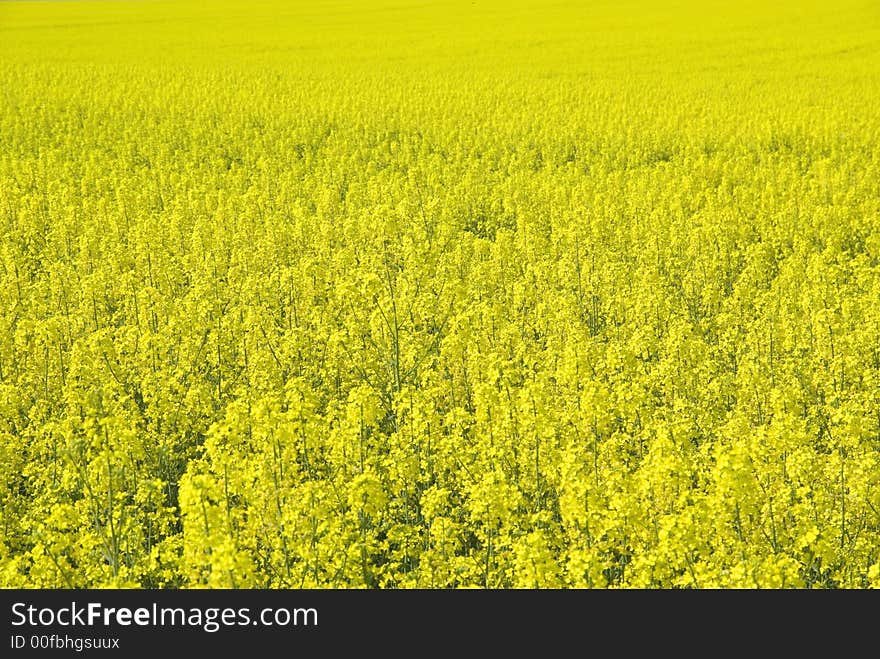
top-left (1, 0), bottom-right (879, 588)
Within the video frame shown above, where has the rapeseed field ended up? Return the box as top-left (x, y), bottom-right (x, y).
top-left (1, 0), bottom-right (879, 588)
